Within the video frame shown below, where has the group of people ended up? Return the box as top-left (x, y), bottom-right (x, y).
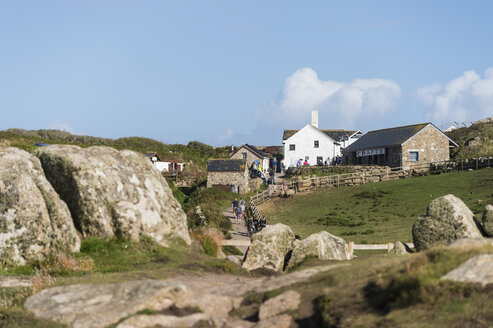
top-left (232, 198), bottom-right (268, 236)
top-left (231, 198), bottom-right (246, 222)
top-left (249, 162), bottom-right (277, 185)
top-left (295, 155), bottom-right (343, 167)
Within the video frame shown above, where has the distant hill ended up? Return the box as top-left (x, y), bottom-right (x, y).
top-left (446, 118), bottom-right (493, 158)
top-left (0, 129), bottom-right (230, 169)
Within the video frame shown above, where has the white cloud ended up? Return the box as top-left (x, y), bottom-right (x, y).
top-left (258, 67), bottom-right (401, 129)
top-left (216, 67), bottom-right (401, 145)
top-left (417, 68), bottom-right (493, 124)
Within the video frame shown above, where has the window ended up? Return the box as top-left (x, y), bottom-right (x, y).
top-left (410, 151), bottom-right (419, 162)
top-left (242, 152), bottom-right (247, 159)
top-left (289, 144), bottom-right (295, 151)
top-left (314, 140), bottom-right (319, 148)
top-left (317, 156), bottom-right (323, 165)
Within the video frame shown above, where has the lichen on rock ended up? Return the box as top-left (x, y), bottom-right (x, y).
top-left (35, 145), bottom-right (191, 246)
top-left (482, 204), bottom-right (493, 237)
top-left (242, 223), bottom-right (295, 272)
top-left (289, 231), bottom-right (351, 267)
top-left (412, 194), bottom-right (483, 251)
top-left (0, 148), bottom-right (80, 266)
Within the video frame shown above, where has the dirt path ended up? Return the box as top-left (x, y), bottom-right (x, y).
top-left (223, 206), bottom-right (250, 254)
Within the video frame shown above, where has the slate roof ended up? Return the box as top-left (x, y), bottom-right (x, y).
top-left (344, 123), bottom-right (429, 152)
top-left (144, 152), bottom-right (162, 161)
top-left (230, 144), bottom-right (267, 159)
top-left (283, 129), bottom-right (358, 141)
top-left (207, 159), bottom-right (247, 172)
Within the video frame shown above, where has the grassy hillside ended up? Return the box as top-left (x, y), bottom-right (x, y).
top-left (446, 120), bottom-right (493, 158)
top-left (258, 169), bottom-right (493, 243)
top-left (0, 129), bottom-right (230, 169)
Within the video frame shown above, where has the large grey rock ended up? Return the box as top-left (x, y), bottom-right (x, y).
top-left (390, 241), bottom-right (409, 255)
top-left (24, 280), bottom-right (190, 328)
top-left (442, 254), bottom-right (493, 286)
top-left (482, 204), bottom-right (493, 237)
top-left (242, 224), bottom-right (295, 272)
top-left (412, 194), bottom-right (483, 251)
top-left (35, 145), bottom-right (191, 246)
top-left (258, 290), bottom-right (300, 320)
top-left (289, 231), bottom-right (350, 267)
top-left (0, 148), bottom-right (80, 265)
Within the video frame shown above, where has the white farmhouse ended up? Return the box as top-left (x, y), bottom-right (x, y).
top-left (282, 111), bottom-right (363, 167)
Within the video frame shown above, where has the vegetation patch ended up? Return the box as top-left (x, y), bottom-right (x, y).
top-left (364, 244), bottom-right (493, 312)
top-left (258, 170), bottom-right (493, 243)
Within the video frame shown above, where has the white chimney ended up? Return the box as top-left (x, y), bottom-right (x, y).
top-left (311, 110), bottom-right (319, 129)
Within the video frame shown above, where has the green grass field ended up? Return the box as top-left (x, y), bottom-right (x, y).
top-left (258, 169), bottom-right (493, 243)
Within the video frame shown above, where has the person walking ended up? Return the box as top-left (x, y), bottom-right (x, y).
top-left (236, 204), bottom-right (242, 223)
top-left (269, 167), bottom-right (275, 184)
top-left (232, 198), bottom-right (239, 218)
top-left (240, 199), bottom-right (246, 221)
top-left (272, 158), bottom-right (277, 173)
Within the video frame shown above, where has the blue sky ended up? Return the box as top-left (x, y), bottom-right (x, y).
top-left (1, 1), bottom-right (493, 146)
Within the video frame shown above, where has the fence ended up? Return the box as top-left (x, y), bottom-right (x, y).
top-left (246, 155), bottom-right (493, 250)
top-left (162, 171), bottom-right (207, 183)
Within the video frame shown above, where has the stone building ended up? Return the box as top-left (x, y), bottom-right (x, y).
top-left (343, 123), bottom-right (458, 169)
top-left (207, 159), bottom-right (249, 194)
top-left (230, 144), bottom-right (269, 173)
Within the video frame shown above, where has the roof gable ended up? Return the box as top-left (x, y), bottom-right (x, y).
top-left (230, 144), bottom-right (267, 159)
top-left (207, 159), bottom-right (246, 172)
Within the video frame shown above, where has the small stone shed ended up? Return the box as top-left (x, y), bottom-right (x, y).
top-left (230, 144), bottom-right (269, 172)
top-left (343, 123), bottom-right (458, 169)
top-left (207, 159), bottom-right (249, 194)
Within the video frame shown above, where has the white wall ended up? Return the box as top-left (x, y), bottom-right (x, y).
top-left (154, 162), bottom-right (168, 171)
top-left (283, 125), bottom-right (337, 167)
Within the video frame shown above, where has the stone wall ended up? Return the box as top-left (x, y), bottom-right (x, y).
top-left (401, 125), bottom-right (450, 169)
top-left (207, 171), bottom-right (250, 194)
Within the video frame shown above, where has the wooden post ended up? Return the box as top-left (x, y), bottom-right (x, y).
top-left (348, 242), bottom-right (354, 257)
top-left (387, 242), bottom-right (393, 253)
top-left (476, 158), bottom-right (478, 170)
top-left (337, 175), bottom-right (340, 187)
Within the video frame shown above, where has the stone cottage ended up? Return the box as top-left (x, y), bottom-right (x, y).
top-left (343, 123), bottom-right (458, 169)
top-left (230, 144), bottom-right (269, 173)
top-left (207, 159), bottom-right (249, 194)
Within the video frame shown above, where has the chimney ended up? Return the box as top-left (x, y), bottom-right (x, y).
top-left (311, 110), bottom-right (319, 129)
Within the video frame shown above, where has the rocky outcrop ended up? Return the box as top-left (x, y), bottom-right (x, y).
top-left (117, 313), bottom-right (214, 328)
top-left (242, 224), bottom-right (295, 271)
top-left (442, 254), bottom-right (493, 286)
top-left (258, 290), bottom-right (300, 320)
top-left (412, 194), bottom-right (483, 251)
top-left (24, 265), bottom-right (341, 327)
top-left (289, 231), bottom-right (350, 266)
top-left (24, 280), bottom-right (190, 328)
top-left (0, 148), bottom-right (80, 265)
top-left (482, 204), bottom-right (493, 237)
top-left (35, 145), bottom-right (191, 246)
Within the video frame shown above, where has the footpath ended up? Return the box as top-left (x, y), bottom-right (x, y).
top-left (223, 207), bottom-right (250, 254)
